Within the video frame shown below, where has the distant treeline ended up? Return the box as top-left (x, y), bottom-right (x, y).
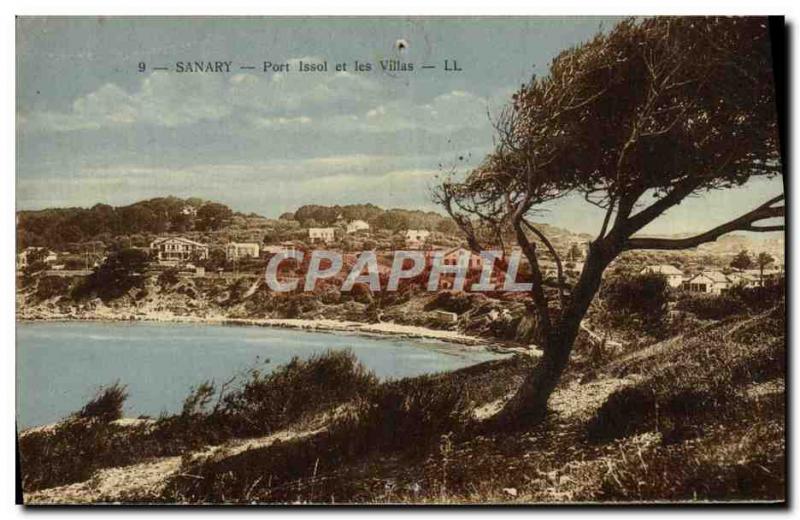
top-left (16, 197), bottom-right (233, 250)
top-left (16, 198), bottom-right (460, 252)
top-left (285, 203), bottom-right (458, 233)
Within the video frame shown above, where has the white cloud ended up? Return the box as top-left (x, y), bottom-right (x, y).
top-left (23, 72), bottom-right (233, 131)
top-left (252, 115), bottom-right (313, 128)
top-left (19, 65), bottom-right (490, 138)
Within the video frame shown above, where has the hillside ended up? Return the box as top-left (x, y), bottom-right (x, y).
top-left (696, 234), bottom-right (785, 260)
top-left (22, 303), bottom-right (785, 504)
top-left (16, 197), bottom-right (593, 257)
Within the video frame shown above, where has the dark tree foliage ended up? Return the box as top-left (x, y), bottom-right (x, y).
top-left (201, 248), bottom-right (228, 272)
top-left (434, 17), bottom-right (784, 427)
top-left (757, 252), bottom-right (776, 286)
top-left (294, 205), bottom-right (342, 226)
top-left (21, 248), bottom-right (50, 285)
top-left (157, 268), bottom-right (180, 288)
top-left (293, 203), bottom-right (447, 232)
top-left (73, 248), bottom-right (150, 301)
top-left (35, 275), bottom-right (71, 300)
top-left (373, 211), bottom-right (410, 232)
top-left (730, 250), bottom-right (754, 270)
top-left (601, 272), bottom-right (669, 328)
top-left (757, 252), bottom-right (775, 270)
top-left (196, 202), bottom-right (234, 231)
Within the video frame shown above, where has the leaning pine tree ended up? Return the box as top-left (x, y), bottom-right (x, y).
top-left (434, 17), bottom-right (784, 427)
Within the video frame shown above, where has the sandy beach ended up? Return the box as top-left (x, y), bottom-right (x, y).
top-left (17, 306), bottom-right (494, 347)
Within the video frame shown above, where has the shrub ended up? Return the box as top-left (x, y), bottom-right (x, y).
top-left (72, 248), bottom-right (149, 301)
top-left (350, 282), bottom-right (374, 304)
top-left (674, 293), bottom-right (746, 320)
top-left (19, 351), bottom-right (379, 494)
top-left (181, 381), bottom-right (216, 417)
top-left (157, 268), bottom-right (180, 288)
top-left (598, 419), bottom-right (785, 501)
top-left (21, 383), bottom-right (129, 491)
top-left (34, 275), bottom-right (70, 300)
top-left (424, 291), bottom-right (477, 315)
top-left (600, 272), bottom-right (668, 329)
top-left (589, 305), bottom-right (785, 443)
top-left (164, 369), bottom-right (473, 503)
top-left (675, 283), bottom-right (785, 321)
top-left (76, 382), bottom-right (127, 422)
top-left (20, 419), bottom-right (124, 491)
top-left (161, 358), bottom-right (535, 503)
top-left (727, 283), bottom-right (785, 312)
top-left (336, 375), bottom-right (469, 454)
top-left (218, 349), bottom-right (378, 437)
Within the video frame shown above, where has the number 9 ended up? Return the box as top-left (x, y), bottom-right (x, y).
top-left (138, 62), bottom-right (146, 73)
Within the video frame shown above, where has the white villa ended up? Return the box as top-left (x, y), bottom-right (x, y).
top-left (225, 242), bottom-right (260, 261)
top-left (405, 229), bottom-right (431, 247)
top-left (150, 237), bottom-right (209, 262)
top-left (641, 264), bottom-right (685, 288)
top-left (346, 220), bottom-right (370, 234)
top-left (308, 227), bottom-right (336, 243)
top-left (683, 271), bottom-right (732, 295)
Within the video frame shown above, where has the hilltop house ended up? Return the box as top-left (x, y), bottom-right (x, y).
top-left (181, 205), bottom-right (198, 217)
top-left (405, 229), bottom-right (431, 247)
top-left (683, 271), bottom-right (731, 295)
top-left (150, 237), bottom-right (209, 263)
top-left (308, 227), bottom-right (336, 243)
top-left (346, 220), bottom-right (370, 234)
top-left (225, 242), bottom-right (260, 261)
top-left (641, 264), bottom-right (685, 288)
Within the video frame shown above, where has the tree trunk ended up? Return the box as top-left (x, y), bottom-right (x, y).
top-left (490, 242), bottom-right (614, 429)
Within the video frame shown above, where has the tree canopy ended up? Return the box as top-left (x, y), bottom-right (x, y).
top-left (730, 250), bottom-right (754, 270)
top-left (438, 17), bottom-right (781, 256)
top-left (434, 16), bottom-right (785, 426)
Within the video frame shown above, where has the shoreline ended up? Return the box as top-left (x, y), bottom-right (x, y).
top-left (16, 310), bottom-right (518, 350)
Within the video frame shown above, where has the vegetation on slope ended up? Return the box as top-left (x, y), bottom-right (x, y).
top-left (20, 297), bottom-right (785, 503)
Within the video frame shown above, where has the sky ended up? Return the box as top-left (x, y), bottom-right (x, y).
top-left (16, 17), bottom-right (784, 237)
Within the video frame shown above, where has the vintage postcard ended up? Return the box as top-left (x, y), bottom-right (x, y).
top-left (16, 16), bottom-right (786, 505)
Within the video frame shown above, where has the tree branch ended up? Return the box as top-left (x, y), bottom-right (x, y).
top-left (620, 178), bottom-right (704, 236)
top-left (624, 195), bottom-right (784, 250)
top-left (522, 218), bottom-right (565, 309)
top-left (597, 196), bottom-right (616, 240)
top-left (511, 211), bottom-right (552, 334)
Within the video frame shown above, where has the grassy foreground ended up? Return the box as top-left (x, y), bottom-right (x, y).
top-left (20, 304), bottom-right (785, 504)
